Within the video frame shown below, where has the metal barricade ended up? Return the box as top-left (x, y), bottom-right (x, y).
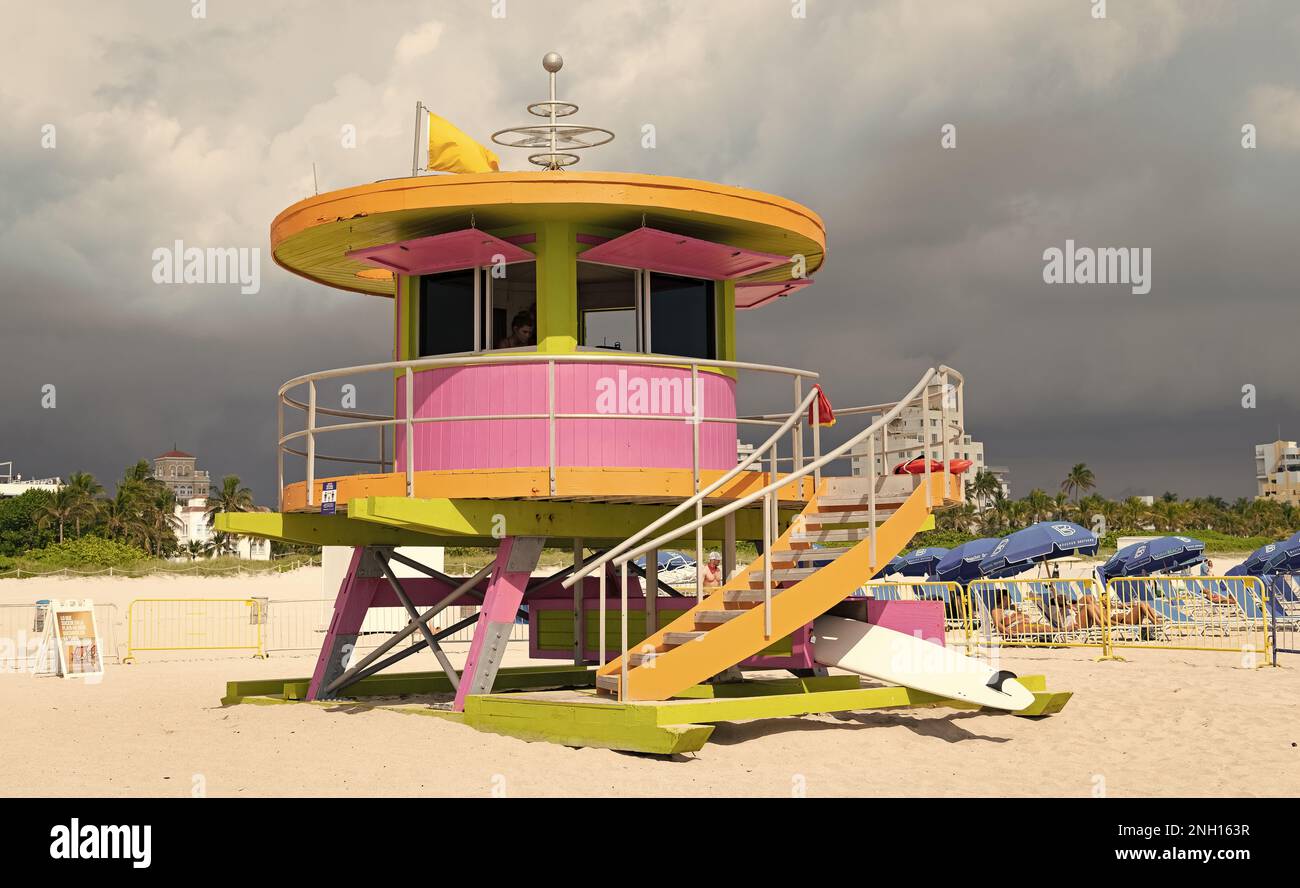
top-left (123, 598), bottom-right (265, 662)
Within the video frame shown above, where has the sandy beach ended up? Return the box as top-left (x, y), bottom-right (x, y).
top-left (2, 568), bottom-right (1295, 798)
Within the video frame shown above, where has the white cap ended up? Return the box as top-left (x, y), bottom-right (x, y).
top-left (708, 551), bottom-right (721, 561)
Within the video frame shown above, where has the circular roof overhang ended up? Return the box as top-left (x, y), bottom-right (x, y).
top-left (270, 171), bottom-right (826, 297)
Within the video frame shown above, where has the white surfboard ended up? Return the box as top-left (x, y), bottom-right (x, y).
top-left (811, 616), bottom-right (1035, 712)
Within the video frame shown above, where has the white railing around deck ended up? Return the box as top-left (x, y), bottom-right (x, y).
top-left (277, 353), bottom-right (824, 507)
top-left (560, 365), bottom-right (965, 701)
top-left (278, 353), bottom-right (828, 599)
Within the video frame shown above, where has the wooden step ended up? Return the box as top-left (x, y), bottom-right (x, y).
top-left (748, 566), bottom-right (818, 583)
top-left (695, 609), bottom-right (746, 624)
top-left (596, 674), bottom-right (619, 692)
top-left (769, 547), bottom-right (849, 564)
top-left (791, 527), bottom-right (872, 544)
top-left (629, 651), bottom-right (658, 667)
top-left (804, 509), bottom-right (888, 527)
top-left (814, 495), bottom-right (908, 510)
top-left (724, 586), bottom-right (792, 603)
top-left (664, 631), bottom-right (709, 645)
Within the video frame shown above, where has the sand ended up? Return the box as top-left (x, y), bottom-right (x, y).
top-left (2, 569), bottom-right (1296, 797)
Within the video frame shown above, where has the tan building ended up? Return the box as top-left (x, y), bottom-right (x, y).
top-left (152, 449), bottom-right (211, 499)
top-left (849, 406), bottom-right (1009, 498)
top-left (1256, 439), bottom-right (1300, 506)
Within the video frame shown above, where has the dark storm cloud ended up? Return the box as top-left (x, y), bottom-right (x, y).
top-left (1, 0), bottom-right (1296, 504)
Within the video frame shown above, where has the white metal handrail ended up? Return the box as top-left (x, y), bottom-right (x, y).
top-left (561, 385), bottom-right (821, 593)
top-left (277, 352), bottom-right (822, 510)
top-left (583, 365), bottom-right (963, 700)
top-left (615, 368), bottom-right (958, 562)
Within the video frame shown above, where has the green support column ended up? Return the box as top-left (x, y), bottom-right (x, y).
top-left (718, 279), bottom-right (736, 362)
top-left (535, 220), bottom-right (578, 353)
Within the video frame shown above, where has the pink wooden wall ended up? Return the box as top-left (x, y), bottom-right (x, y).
top-left (395, 361), bottom-right (737, 472)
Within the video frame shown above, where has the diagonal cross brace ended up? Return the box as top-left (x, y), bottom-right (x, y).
top-left (374, 549), bottom-right (462, 691)
top-left (323, 557), bottom-right (495, 696)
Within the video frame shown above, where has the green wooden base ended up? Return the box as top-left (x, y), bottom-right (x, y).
top-left (220, 664), bottom-right (598, 706)
top-left (223, 669), bottom-right (1072, 755)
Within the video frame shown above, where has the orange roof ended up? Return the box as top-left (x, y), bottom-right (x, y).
top-left (156, 450), bottom-right (194, 459)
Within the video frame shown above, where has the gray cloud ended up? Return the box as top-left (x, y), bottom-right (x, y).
top-left (1, 0), bottom-right (1296, 503)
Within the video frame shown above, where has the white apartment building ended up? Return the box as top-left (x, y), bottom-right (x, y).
top-left (0, 462), bottom-right (63, 498)
top-left (1256, 439), bottom-right (1300, 507)
top-left (174, 496), bottom-right (271, 561)
top-left (848, 406), bottom-right (1009, 497)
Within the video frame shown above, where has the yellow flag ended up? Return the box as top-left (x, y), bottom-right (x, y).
top-left (427, 112), bottom-right (500, 174)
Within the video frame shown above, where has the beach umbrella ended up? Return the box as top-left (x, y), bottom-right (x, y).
top-left (896, 547), bottom-right (949, 577)
top-left (871, 554), bottom-right (906, 580)
top-left (932, 538), bottom-right (1001, 583)
top-left (978, 521), bottom-right (1099, 579)
top-left (1252, 536), bottom-right (1300, 574)
top-left (1099, 535), bottom-right (1205, 582)
top-left (1237, 540), bottom-right (1297, 576)
top-left (633, 550), bottom-right (694, 571)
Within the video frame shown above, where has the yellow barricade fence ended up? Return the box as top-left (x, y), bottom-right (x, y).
top-left (1103, 576), bottom-right (1270, 662)
top-left (857, 580), bottom-right (970, 650)
top-left (966, 578), bottom-right (1108, 652)
top-left (124, 598), bottom-right (266, 663)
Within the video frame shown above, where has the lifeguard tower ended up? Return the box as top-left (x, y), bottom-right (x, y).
top-left (219, 55), bottom-right (1070, 753)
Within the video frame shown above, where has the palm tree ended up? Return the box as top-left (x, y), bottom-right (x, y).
top-left (206, 475), bottom-right (255, 519)
top-left (1025, 488), bottom-right (1053, 523)
top-left (1060, 463), bottom-right (1096, 503)
top-left (64, 471), bottom-right (104, 537)
top-left (967, 470), bottom-right (1002, 510)
top-left (183, 540), bottom-right (206, 561)
top-left (34, 488), bottom-right (85, 544)
top-left (205, 532), bottom-right (238, 558)
top-left (140, 489), bottom-right (181, 558)
top-left (99, 488), bottom-right (148, 545)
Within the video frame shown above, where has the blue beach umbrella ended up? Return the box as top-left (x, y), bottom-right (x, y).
top-left (1254, 536), bottom-right (1300, 574)
top-left (633, 550), bottom-right (694, 571)
top-left (933, 538), bottom-right (1001, 583)
top-left (1237, 541), bottom-right (1292, 576)
top-left (872, 554), bottom-right (907, 580)
top-left (978, 521), bottom-right (1099, 579)
top-left (896, 547), bottom-right (949, 577)
top-left (1099, 535), bottom-right (1205, 582)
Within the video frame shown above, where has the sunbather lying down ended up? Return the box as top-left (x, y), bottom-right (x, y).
top-left (1044, 587), bottom-right (1162, 629)
top-left (989, 589), bottom-right (1162, 636)
top-left (990, 590), bottom-right (1054, 636)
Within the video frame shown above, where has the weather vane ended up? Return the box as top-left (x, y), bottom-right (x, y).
top-left (492, 52), bottom-right (614, 170)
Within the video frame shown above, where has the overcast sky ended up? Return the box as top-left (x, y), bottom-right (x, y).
top-left (2, 0), bottom-right (1297, 504)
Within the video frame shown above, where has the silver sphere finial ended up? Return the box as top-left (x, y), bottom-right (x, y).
top-left (493, 54), bottom-right (613, 170)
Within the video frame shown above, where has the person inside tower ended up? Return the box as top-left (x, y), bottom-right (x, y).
top-left (497, 311), bottom-right (536, 349)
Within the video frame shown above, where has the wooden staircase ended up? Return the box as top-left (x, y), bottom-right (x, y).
top-left (595, 470), bottom-right (962, 700)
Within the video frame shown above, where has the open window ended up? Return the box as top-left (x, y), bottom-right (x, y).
top-left (487, 262), bottom-right (537, 350)
top-left (576, 263), bottom-right (718, 358)
top-left (648, 272), bottom-right (716, 360)
top-left (577, 262), bottom-right (638, 351)
top-left (417, 263), bottom-right (537, 357)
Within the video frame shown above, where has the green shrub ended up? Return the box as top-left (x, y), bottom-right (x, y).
top-left (23, 536), bottom-right (149, 569)
top-left (0, 490), bottom-right (56, 557)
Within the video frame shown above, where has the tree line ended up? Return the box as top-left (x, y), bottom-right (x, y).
top-left (943, 463), bottom-right (1297, 539)
top-left (0, 461), bottom-right (255, 559)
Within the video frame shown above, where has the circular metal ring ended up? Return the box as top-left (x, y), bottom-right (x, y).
top-left (492, 125), bottom-right (615, 151)
top-left (528, 151), bottom-right (581, 168)
top-left (527, 101), bottom-right (578, 118)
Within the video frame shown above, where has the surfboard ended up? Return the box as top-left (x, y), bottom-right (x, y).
top-left (811, 616), bottom-right (1035, 711)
